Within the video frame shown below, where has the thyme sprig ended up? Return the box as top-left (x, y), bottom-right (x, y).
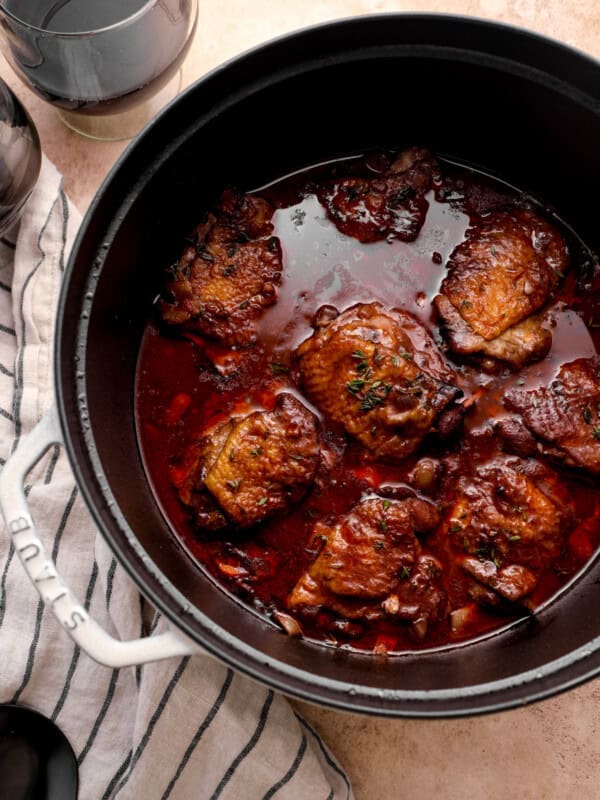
top-left (346, 347), bottom-right (393, 412)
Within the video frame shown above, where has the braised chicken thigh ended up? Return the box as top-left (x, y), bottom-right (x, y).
top-left (505, 357), bottom-right (600, 475)
top-left (177, 393), bottom-right (320, 528)
top-left (435, 209), bottom-right (569, 369)
top-left (447, 463), bottom-right (570, 602)
top-left (288, 496), bottom-right (445, 639)
top-left (318, 146), bottom-right (438, 243)
top-left (297, 302), bottom-right (462, 461)
top-left (161, 190), bottom-right (283, 346)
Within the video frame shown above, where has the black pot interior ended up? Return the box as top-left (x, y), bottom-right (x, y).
top-left (56, 15), bottom-right (600, 716)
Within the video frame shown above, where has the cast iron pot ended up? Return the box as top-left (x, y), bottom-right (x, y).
top-left (2, 14), bottom-right (600, 718)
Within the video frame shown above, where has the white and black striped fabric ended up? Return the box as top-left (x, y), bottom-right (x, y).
top-left (0, 158), bottom-right (354, 800)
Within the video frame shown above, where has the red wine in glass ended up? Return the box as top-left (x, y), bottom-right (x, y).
top-left (0, 0), bottom-right (197, 118)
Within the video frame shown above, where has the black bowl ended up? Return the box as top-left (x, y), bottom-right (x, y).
top-left (0, 705), bottom-right (78, 799)
top-left (56, 14), bottom-right (600, 717)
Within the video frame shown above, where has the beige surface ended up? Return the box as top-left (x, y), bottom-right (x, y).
top-left (2, 2), bottom-right (599, 798)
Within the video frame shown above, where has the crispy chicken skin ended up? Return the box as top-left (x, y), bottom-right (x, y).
top-left (317, 146), bottom-right (439, 243)
top-left (177, 393), bottom-right (320, 528)
top-left (297, 302), bottom-right (462, 461)
top-left (435, 296), bottom-right (552, 370)
top-left (435, 209), bottom-right (569, 369)
top-left (288, 497), bottom-right (445, 636)
top-left (504, 357), bottom-right (600, 475)
top-left (447, 464), bottom-right (569, 602)
top-left (160, 190), bottom-right (282, 346)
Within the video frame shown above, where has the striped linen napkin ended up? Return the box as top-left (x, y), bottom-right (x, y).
top-left (0, 157), bottom-right (354, 800)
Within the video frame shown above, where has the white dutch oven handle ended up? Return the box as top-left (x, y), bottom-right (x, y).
top-left (0, 406), bottom-right (197, 668)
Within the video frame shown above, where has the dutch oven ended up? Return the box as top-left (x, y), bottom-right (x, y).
top-left (1, 14), bottom-right (600, 717)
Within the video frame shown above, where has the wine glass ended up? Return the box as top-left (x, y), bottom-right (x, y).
top-left (0, 76), bottom-right (40, 238)
top-left (0, 0), bottom-right (198, 141)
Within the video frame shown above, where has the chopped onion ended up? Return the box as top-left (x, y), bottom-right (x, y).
top-left (411, 618), bottom-right (428, 640)
top-left (450, 605), bottom-right (475, 632)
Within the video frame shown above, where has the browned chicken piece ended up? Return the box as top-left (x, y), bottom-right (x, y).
top-left (288, 497), bottom-right (444, 637)
top-left (494, 416), bottom-right (538, 458)
top-left (177, 393), bottom-right (320, 528)
top-left (297, 302), bottom-right (462, 462)
top-left (435, 295), bottom-right (552, 370)
top-left (434, 209), bottom-right (569, 369)
top-left (504, 356), bottom-right (600, 475)
top-left (447, 464), bottom-right (569, 602)
top-left (317, 146), bottom-right (439, 243)
top-left (440, 210), bottom-right (566, 340)
top-left (462, 558), bottom-right (537, 603)
top-left (381, 554), bottom-right (448, 639)
top-left (160, 189), bottom-right (283, 346)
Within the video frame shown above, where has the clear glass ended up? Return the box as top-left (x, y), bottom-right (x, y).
top-left (0, 0), bottom-right (198, 141)
top-left (0, 76), bottom-right (40, 237)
